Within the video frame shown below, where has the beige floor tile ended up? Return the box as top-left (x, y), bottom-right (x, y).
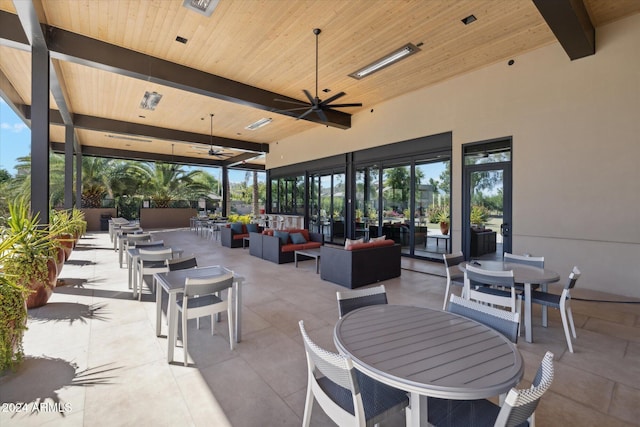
top-left (2, 229), bottom-right (637, 426)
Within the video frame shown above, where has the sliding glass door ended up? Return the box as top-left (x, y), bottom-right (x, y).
top-left (353, 157), bottom-right (450, 260)
top-left (308, 171), bottom-right (346, 244)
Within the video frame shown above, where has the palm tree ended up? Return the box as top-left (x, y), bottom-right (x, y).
top-left (132, 162), bottom-right (211, 207)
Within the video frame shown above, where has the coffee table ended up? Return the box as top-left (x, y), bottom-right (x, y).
top-left (294, 248), bottom-right (321, 273)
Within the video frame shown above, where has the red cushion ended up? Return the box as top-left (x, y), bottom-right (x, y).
top-left (232, 233), bottom-right (249, 240)
top-left (281, 243), bottom-right (305, 253)
top-left (372, 239), bottom-right (395, 248)
top-left (346, 239), bottom-right (394, 251)
top-left (262, 229), bottom-right (275, 236)
top-left (346, 241), bottom-right (376, 251)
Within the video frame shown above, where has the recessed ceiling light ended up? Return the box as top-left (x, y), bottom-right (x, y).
top-left (245, 118), bottom-right (272, 130)
top-left (461, 14), bottom-right (477, 25)
top-left (182, 0), bottom-right (220, 17)
top-left (139, 91), bottom-right (162, 111)
top-left (175, 36), bottom-right (188, 44)
top-left (349, 43), bottom-right (420, 80)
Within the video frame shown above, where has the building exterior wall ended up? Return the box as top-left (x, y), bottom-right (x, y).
top-left (267, 15), bottom-right (640, 298)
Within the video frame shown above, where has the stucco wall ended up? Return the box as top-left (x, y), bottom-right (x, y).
top-left (267, 15), bottom-right (640, 298)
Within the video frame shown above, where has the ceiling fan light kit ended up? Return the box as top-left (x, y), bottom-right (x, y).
top-left (349, 43), bottom-right (421, 80)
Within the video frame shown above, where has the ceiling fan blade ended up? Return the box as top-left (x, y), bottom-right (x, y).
top-left (296, 108), bottom-right (315, 120)
top-left (276, 106), bottom-right (314, 112)
top-left (303, 89), bottom-right (315, 105)
top-left (274, 98), bottom-right (309, 106)
top-left (326, 103), bottom-right (363, 108)
top-left (319, 91), bottom-right (346, 106)
top-left (317, 109), bottom-right (328, 122)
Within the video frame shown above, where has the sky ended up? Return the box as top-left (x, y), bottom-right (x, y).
top-left (0, 98), bottom-right (31, 175)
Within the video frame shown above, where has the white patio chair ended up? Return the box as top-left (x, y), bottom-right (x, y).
top-left (298, 320), bottom-right (409, 426)
top-left (464, 264), bottom-right (520, 314)
top-left (504, 252), bottom-right (546, 291)
top-left (447, 294), bottom-right (520, 343)
top-left (121, 233), bottom-right (152, 268)
top-left (442, 251), bottom-right (465, 310)
top-left (177, 273), bottom-right (235, 366)
top-left (529, 266), bottom-right (581, 353)
top-left (136, 248), bottom-right (173, 300)
top-left (336, 284), bottom-right (387, 319)
top-left (428, 351), bottom-right (554, 427)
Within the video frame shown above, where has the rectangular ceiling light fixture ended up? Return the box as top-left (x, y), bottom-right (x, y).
top-left (139, 91), bottom-right (162, 111)
top-left (349, 43), bottom-right (421, 80)
top-left (245, 117), bottom-right (272, 130)
top-left (182, 0), bottom-right (220, 17)
top-left (106, 134), bottom-right (152, 143)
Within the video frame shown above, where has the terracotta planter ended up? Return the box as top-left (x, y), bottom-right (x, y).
top-left (55, 245), bottom-right (66, 275)
top-left (24, 258), bottom-right (57, 309)
top-left (439, 221), bottom-right (449, 235)
top-left (58, 233), bottom-right (74, 261)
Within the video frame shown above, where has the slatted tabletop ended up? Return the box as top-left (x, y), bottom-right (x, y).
top-left (334, 304), bottom-right (523, 400)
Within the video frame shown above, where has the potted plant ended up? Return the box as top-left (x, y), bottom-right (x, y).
top-left (50, 209), bottom-right (75, 273)
top-left (0, 230), bottom-right (30, 371)
top-left (2, 199), bottom-right (58, 309)
top-left (437, 211), bottom-right (450, 235)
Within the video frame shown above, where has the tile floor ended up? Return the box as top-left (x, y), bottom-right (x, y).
top-left (1, 229), bottom-right (639, 426)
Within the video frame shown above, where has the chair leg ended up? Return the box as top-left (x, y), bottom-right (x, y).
top-left (182, 310), bottom-right (189, 366)
top-left (559, 306), bottom-right (574, 353)
top-left (227, 306), bottom-right (234, 351)
top-left (302, 379), bottom-right (314, 427)
top-left (566, 304), bottom-right (577, 339)
top-left (442, 280), bottom-right (451, 310)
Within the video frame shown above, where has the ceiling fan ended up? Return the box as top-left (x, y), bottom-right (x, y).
top-left (203, 113), bottom-right (233, 158)
top-left (275, 28), bottom-right (362, 122)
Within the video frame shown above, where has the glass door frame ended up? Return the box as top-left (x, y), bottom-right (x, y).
top-left (462, 139), bottom-right (513, 259)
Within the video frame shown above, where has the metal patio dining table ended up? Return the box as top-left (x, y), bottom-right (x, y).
top-left (334, 304), bottom-right (523, 426)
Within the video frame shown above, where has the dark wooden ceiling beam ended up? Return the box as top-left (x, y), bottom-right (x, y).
top-left (533, 0), bottom-right (595, 60)
top-left (22, 106), bottom-right (269, 154)
top-left (49, 142), bottom-right (264, 170)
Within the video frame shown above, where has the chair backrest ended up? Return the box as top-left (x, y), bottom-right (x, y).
top-left (138, 247), bottom-right (173, 261)
top-left (564, 266), bottom-right (581, 291)
top-left (184, 272), bottom-right (234, 298)
top-left (447, 295), bottom-right (520, 343)
top-left (126, 233), bottom-right (151, 242)
top-left (298, 320), bottom-right (365, 424)
top-left (464, 264), bottom-right (517, 312)
top-left (133, 240), bottom-right (164, 248)
top-left (337, 285), bottom-right (387, 318)
top-left (504, 252), bottom-right (544, 268)
top-left (443, 251), bottom-right (465, 280)
top-left (166, 255), bottom-right (198, 271)
top-left (494, 351), bottom-right (554, 427)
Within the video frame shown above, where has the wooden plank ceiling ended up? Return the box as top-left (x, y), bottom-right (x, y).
top-left (0, 0), bottom-right (638, 169)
